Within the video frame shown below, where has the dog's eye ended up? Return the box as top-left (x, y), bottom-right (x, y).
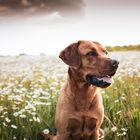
top-left (87, 51), bottom-right (96, 56)
top-left (105, 51), bottom-right (108, 55)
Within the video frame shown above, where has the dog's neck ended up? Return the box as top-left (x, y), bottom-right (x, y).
top-left (66, 67), bottom-right (98, 110)
top-left (68, 67), bottom-right (88, 90)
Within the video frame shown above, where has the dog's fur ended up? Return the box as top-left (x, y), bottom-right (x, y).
top-left (53, 40), bottom-right (119, 140)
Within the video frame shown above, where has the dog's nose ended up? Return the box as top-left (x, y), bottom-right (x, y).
top-left (110, 59), bottom-right (119, 67)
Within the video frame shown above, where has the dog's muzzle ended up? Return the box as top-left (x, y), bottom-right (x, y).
top-left (86, 75), bottom-right (112, 88)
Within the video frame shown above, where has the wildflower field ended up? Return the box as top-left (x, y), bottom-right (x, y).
top-left (0, 51), bottom-right (140, 140)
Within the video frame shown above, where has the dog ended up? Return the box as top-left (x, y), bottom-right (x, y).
top-left (53, 40), bottom-right (119, 140)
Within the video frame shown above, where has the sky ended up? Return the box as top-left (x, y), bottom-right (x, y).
top-left (0, 0), bottom-right (140, 55)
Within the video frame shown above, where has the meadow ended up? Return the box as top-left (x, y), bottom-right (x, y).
top-left (0, 51), bottom-right (140, 140)
top-left (106, 44), bottom-right (140, 51)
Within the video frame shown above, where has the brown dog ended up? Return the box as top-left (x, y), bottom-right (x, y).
top-left (53, 40), bottom-right (119, 140)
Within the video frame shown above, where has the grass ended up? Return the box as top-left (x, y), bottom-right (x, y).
top-left (0, 54), bottom-right (140, 140)
top-left (103, 74), bottom-right (140, 140)
top-left (0, 73), bottom-right (61, 140)
top-left (0, 71), bottom-right (140, 140)
top-left (106, 44), bottom-right (140, 51)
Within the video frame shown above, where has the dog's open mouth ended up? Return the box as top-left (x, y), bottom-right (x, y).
top-left (86, 75), bottom-right (113, 88)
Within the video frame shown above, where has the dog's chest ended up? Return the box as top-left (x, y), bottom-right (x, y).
top-left (74, 91), bottom-right (95, 111)
top-left (67, 116), bottom-right (97, 139)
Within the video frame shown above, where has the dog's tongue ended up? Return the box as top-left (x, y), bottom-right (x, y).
top-left (97, 76), bottom-right (113, 84)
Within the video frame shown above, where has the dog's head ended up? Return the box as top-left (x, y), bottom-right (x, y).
top-left (59, 40), bottom-right (119, 88)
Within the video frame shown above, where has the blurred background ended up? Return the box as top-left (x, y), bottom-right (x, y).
top-left (0, 0), bottom-right (140, 55)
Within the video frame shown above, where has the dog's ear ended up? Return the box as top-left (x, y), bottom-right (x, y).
top-left (59, 42), bottom-right (81, 68)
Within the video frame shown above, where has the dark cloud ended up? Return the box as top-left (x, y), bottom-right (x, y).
top-left (0, 0), bottom-right (85, 17)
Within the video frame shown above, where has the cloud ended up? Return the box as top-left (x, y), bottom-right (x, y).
top-left (0, 0), bottom-right (85, 18)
